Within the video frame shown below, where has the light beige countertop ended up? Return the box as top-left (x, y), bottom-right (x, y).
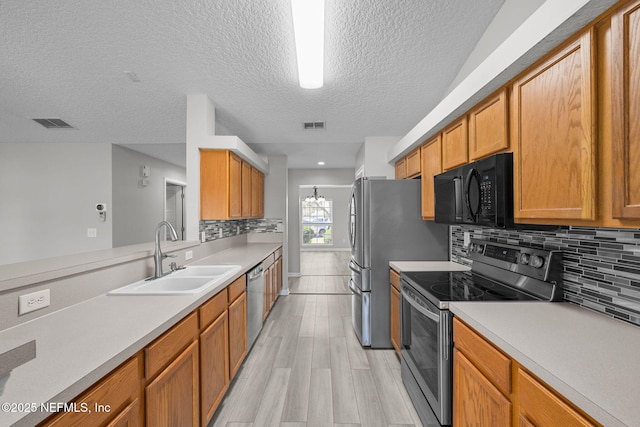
top-left (450, 302), bottom-right (640, 427)
top-left (389, 260), bottom-right (470, 272)
top-left (0, 242), bottom-right (281, 427)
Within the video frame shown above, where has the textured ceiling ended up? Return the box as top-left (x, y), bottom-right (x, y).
top-left (0, 0), bottom-right (505, 169)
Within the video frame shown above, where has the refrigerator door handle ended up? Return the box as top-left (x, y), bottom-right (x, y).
top-left (349, 259), bottom-right (362, 274)
top-left (348, 278), bottom-right (362, 296)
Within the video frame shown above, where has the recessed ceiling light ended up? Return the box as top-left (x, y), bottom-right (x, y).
top-left (318, 161), bottom-right (325, 166)
top-left (291, 0), bottom-right (325, 89)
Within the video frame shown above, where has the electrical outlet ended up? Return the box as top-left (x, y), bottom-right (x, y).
top-left (19, 289), bottom-right (51, 315)
top-left (200, 231), bottom-right (206, 242)
top-left (463, 231), bottom-right (471, 248)
top-left (87, 228), bottom-right (97, 238)
top-left (185, 250), bottom-right (193, 260)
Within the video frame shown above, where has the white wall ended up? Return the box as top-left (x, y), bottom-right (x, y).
top-left (287, 168), bottom-right (355, 274)
top-left (446, 0), bottom-right (546, 94)
top-left (0, 143), bottom-right (112, 264)
top-left (355, 137), bottom-right (398, 179)
top-left (112, 145), bottom-right (186, 247)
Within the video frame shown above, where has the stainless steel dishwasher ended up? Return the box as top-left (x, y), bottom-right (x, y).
top-left (246, 262), bottom-right (265, 350)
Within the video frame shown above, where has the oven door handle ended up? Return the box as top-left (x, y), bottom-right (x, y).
top-left (401, 288), bottom-right (440, 323)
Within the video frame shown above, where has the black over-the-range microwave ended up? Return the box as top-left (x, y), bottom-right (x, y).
top-left (434, 152), bottom-right (513, 228)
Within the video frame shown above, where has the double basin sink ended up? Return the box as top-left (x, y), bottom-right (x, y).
top-left (108, 265), bottom-right (242, 295)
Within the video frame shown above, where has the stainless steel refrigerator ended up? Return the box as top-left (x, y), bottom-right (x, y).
top-left (348, 177), bottom-right (449, 347)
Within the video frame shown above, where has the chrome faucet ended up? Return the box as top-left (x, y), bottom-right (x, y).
top-left (152, 221), bottom-right (178, 280)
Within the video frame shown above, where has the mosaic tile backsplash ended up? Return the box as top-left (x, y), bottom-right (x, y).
top-left (451, 225), bottom-right (640, 327)
top-left (200, 218), bottom-right (283, 242)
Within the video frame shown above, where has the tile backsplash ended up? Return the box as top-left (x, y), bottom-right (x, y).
top-left (200, 218), bottom-right (283, 242)
top-left (451, 225), bottom-right (640, 327)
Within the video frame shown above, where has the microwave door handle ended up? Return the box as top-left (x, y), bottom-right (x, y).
top-left (465, 168), bottom-right (481, 221)
top-left (453, 177), bottom-right (463, 221)
top-left (401, 289), bottom-right (440, 323)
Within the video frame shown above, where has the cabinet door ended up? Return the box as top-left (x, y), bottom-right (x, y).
top-left (228, 292), bottom-right (247, 379)
top-left (229, 152), bottom-right (243, 218)
top-left (389, 285), bottom-right (401, 355)
top-left (518, 369), bottom-right (596, 427)
top-left (106, 399), bottom-right (140, 427)
top-left (258, 172), bottom-right (265, 217)
top-left (442, 116), bottom-right (468, 170)
top-left (43, 356), bottom-right (142, 427)
top-left (264, 266), bottom-right (271, 320)
top-left (421, 136), bottom-right (442, 219)
top-left (453, 349), bottom-right (511, 427)
top-left (612, 1), bottom-right (640, 219)
top-left (275, 257), bottom-right (283, 296)
top-left (251, 167), bottom-right (261, 217)
top-left (395, 158), bottom-right (407, 179)
top-left (200, 311), bottom-right (229, 427)
top-left (200, 149), bottom-right (230, 220)
top-left (406, 148), bottom-right (421, 178)
top-left (241, 161), bottom-right (252, 218)
top-left (511, 30), bottom-right (596, 221)
top-left (469, 88), bottom-right (509, 160)
top-left (146, 341), bottom-right (199, 427)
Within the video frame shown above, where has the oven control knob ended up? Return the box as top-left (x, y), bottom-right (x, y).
top-left (530, 255), bottom-right (545, 269)
top-left (519, 253), bottom-right (530, 265)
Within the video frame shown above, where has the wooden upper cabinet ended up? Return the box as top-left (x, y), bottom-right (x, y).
top-left (228, 153), bottom-right (243, 218)
top-left (251, 167), bottom-right (260, 217)
top-left (511, 29), bottom-right (597, 222)
top-left (469, 88), bottom-right (509, 161)
top-left (395, 157), bottom-right (407, 179)
top-left (442, 116), bottom-right (468, 170)
top-left (421, 135), bottom-right (442, 219)
top-left (612, 1), bottom-right (640, 219)
top-left (405, 148), bottom-right (421, 178)
top-left (200, 150), bottom-right (264, 220)
top-left (241, 161), bottom-right (251, 218)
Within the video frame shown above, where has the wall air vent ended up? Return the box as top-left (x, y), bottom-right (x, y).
top-left (303, 121), bottom-right (325, 130)
top-left (32, 118), bottom-right (76, 129)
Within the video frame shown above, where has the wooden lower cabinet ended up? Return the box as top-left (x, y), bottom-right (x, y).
top-left (200, 311), bottom-right (229, 427)
top-left (518, 369), bottom-right (596, 427)
top-left (389, 268), bottom-right (401, 355)
top-left (453, 318), bottom-right (601, 427)
top-left (228, 291), bottom-right (247, 379)
top-left (146, 340), bottom-right (199, 427)
top-left (40, 355), bottom-right (143, 427)
top-left (453, 349), bottom-right (511, 427)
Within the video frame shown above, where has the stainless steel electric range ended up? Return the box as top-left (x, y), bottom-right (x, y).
top-left (399, 239), bottom-right (563, 426)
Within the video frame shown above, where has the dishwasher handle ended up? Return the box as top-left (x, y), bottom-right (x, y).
top-left (248, 265), bottom-right (264, 280)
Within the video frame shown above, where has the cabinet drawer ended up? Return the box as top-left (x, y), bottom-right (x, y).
top-left (453, 318), bottom-right (511, 395)
top-left (389, 269), bottom-right (400, 291)
top-left (145, 312), bottom-right (198, 379)
top-left (43, 355), bottom-right (141, 426)
top-left (518, 368), bottom-right (598, 427)
top-left (274, 246), bottom-right (283, 259)
top-left (228, 275), bottom-right (246, 303)
top-left (200, 289), bottom-right (228, 330)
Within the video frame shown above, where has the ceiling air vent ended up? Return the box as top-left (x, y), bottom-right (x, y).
top-left (303, 121), bottom-right (325, 130)
top-left (32, 118), bottom-right (76, 129)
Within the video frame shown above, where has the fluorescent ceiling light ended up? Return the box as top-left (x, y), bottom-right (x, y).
top-left (291, 0), bottom-right (324, 89)
top-left (318, 161), bottom-right (325, 165)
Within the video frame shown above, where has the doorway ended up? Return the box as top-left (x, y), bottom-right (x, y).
top-left (165, 179), bottom-right (186, 240)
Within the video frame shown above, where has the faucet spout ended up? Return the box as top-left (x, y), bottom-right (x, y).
top-left (152, 221), bottom-right (179, 279)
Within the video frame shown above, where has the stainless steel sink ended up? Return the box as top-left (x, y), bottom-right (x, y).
top-left (108, 265), bottom-right (242, 295)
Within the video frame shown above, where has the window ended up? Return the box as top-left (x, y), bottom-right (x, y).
top-left (301, 198), bottom-right (333, 245)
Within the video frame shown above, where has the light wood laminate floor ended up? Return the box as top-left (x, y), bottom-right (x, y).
top-left (210, 251), bottom-right (423, 427)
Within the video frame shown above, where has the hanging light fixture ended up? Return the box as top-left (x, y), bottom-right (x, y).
top-left (291, 0), bottom-right (325, 89)
top-left (304, 186), bottom-right (325, 202)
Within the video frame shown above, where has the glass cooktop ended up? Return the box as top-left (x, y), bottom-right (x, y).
top-left (401, 270), bottom-right (539, 308)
